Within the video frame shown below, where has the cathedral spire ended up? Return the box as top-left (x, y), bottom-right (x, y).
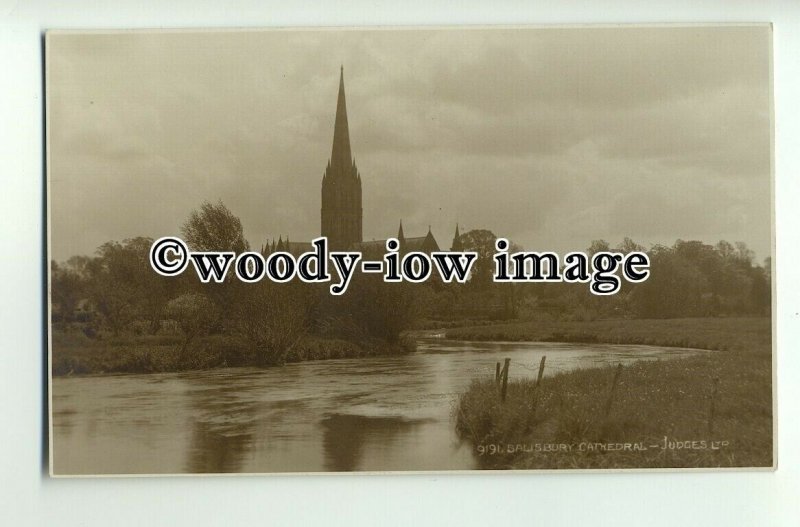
top-left (321, 67), bottom-right (363, 250)
top-left (451, 223), bottom-right (464, 251)
top-left (330, 66), bottom-right (352, 172)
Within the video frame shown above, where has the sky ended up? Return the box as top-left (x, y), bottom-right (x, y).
top-left (47, 26), bottom-right (772, 262)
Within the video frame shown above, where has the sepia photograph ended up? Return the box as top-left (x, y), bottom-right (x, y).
top-left (46, 26), bottom-right (774, 476)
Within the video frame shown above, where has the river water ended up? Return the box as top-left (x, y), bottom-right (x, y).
top-left (51, 338), bottom-right (700, 475)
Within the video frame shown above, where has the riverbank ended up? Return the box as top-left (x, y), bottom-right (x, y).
top-left (452, 317), bottom-right (772, 469)
top-left (446, 316), bottom-right (769, 352)
top-left (51, 330), bottom-right (414, 375)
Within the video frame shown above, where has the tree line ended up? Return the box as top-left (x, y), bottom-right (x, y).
top-left (51, 201), bottom-right (419, 366)
top-left (51, 200), bottom-right (771, 366)
top-left (441, 231), bottom-right (770, 321)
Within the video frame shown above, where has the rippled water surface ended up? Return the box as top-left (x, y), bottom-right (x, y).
top-left (51, 339), bottom-right (700, 474)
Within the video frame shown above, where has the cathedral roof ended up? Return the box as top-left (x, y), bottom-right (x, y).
top-left (284, 242), bottom-right (314, 256)
top-left (353, 240), bottom-right (385, 250)
top-left (351, 229), bottom-right (441, 255)
top-left (261, 239), bottom-right (314, 257)
top-left (401, 228), bottom-right (441, 253)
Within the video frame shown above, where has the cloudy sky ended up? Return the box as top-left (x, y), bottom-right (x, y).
top-left (47, 26), bottom-right (772, 262)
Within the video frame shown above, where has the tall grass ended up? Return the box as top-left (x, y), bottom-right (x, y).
top-left (453, 317), bottom-right (772, 469)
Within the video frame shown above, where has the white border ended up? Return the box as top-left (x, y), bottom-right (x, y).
top-left (2, 2), bottom-right (799, 526)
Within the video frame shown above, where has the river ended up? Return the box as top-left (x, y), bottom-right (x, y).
top-left (51, 338), bottom-right (700, 475)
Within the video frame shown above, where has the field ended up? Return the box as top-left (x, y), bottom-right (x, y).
top-left (445, 317), bottom-right (770, 351)
top-left (452, 317), bottom-right (773, 469)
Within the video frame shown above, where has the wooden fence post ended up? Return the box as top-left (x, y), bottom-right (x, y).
top-left (603, 363), bottom-right (623, 418)
top-left (495, 362), bottom-right (501, 385)
top-left (500, 358), bottom-right (511, 402)
top-left (536, 356), bottom-right (547, 387)
top-left (709, 376), bottom-right (720, 434)
top-left (532, 355), bottom-right (547, 413)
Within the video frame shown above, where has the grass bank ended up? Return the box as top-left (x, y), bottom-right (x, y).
top-left (51, 330), bottom-right (415, 376)
top-left (452, 317), bottom-right (772, 469)
top-left (446, 317), bottom-right (769, 352)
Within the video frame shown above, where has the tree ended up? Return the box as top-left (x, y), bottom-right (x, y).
top-left (735, 241), bottom-right (755, 267)
top-left (89, 237), bottom-right (177, 334)
top-left (181, 201), bottom-right (250, 318)
top-left (457, 229), bottom-right (498, 289)
top-left (233, 281), bottom-right (314, 366)
top-left (750, 265), bottom-right (771, 316)
top-left (587, 239), bottom-right (611, 256)
top-left (631, 246), bottom-right (710, 318)
top-left (181, 200), bottom-right (249, 253)
top-left (616, 237), bottom-right (645, 253)
top-left (50, 258), bottom-right (90, 323)
top-left (165, 292), bottom-right (218, 355)
top-left (346, 274), bottom-right (419, 342)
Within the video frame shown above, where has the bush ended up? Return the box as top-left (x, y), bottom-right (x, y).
top-left (233, 281), bottom-right (314, 366)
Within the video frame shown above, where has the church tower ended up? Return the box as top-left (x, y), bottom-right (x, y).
top-left (321, 67), bottom-right (363, 250)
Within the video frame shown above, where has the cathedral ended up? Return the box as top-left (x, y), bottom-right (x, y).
top-left (262, 68), bottom-right (460, 258)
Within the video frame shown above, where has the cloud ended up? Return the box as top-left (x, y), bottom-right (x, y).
top-left (47, 27), bottom-right (772, 262)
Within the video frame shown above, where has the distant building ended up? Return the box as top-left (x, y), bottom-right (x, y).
top-left (262, 68), bottom-right (460, 259)
top-left (353, 221), bottom-right (441, 258)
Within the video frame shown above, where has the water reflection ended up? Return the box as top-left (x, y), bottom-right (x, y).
top-left (52, 407), bottom-right (76, 438)
top-left (187, 421), bottom-right (253, 473)
top-left (320, 413), bottom-right (430, 471)
top-left (184, 383), bottom-right (258, 473)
